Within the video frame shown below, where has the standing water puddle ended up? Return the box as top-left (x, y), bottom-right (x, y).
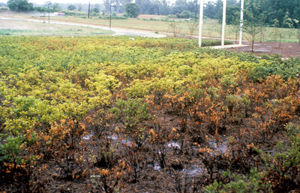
top-left (166, 142), bottom-right (181, 149)
top-left (181, 165), bottom-right (204, 177)
top-left (208, 140), bottom-right (229, 154)
top-left (83, 133), bottom-right (228, 177)
top-left (107, 135), bottom-right (133, 146)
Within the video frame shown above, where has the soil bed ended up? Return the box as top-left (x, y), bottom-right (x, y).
top-left (225, 41), bottom-right (300, 58)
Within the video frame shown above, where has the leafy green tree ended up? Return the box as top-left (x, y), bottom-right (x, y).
top-left (34, 6), bottom-right (46, 12)
top-left (177, 10), bottom-right (193, 19)
top-left (295, 20), bottom-right (300, 45)
top-left (125, 3), bottom-right (139, 18)
top-left (67, 4), bottom-right (76, 11)
top-left (52, 3), bottom-right (61, 12)
top-left (186, 20), bottom-right (199, 37)
top-left (243, 0), bottom-right (266, 52)
top-left (157, 0), bottom-right (169, 15)
top-left (213, 0), bottom-right (222, 20)
top-left (171, 0), bottom-right (187, 15)
top-left (202, 0), bottom-right (300, 24)
top-left (204, 1), bottom-right (219, 19)
top-left (229, 10), bottom-right (241, 41)
top-left (135, 0), bottom-right (169, 15)
top-left (226, 6), bottom-right (240, 25)
top-left (227, 0), bottom-right (238, 7)
top-left (104, 0), bottom-right (110, 13)
top-left (93, 7), bottom-right (100, 13)
top-left (270, 12), bottom-right (298, 47)
top-left (135, 0), bottom-right (152, 14)
top-left (260, 0), bottom-right (300, 26)
top-left (7, 0), bottom-right (33, 12)
top-left (103, 0), bottom-right (124, 14)
top-left (78, 3), bottom-right (82, 11)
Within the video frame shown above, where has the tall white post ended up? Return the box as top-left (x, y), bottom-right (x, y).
top-left (221, 0), bottom-right (227, 47)
top-left (198, 0), bottom-right (204, 47)
top-left (239, 0), bottom-right (244, 45)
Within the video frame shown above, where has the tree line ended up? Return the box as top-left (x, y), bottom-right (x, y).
top-left (223, 0), bottom-right (300, 27)
top-left (4, 0), bottom-right (300, 24)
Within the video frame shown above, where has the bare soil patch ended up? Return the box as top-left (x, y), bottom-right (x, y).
top-left (226, 42), bottom-right (300, 58)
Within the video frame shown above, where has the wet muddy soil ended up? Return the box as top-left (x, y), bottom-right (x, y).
top-left (226, 42), bottom-right (300, 58)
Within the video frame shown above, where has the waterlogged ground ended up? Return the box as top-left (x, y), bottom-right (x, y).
top-left (82, 131), bottom-right (229, 177)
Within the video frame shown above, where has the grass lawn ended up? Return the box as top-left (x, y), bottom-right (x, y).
top-left (0, 19), bottom-right (112, 36)
top-left (1, 13), bottom-right (299, 43)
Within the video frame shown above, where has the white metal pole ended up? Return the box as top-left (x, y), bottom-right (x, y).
top-left (239, 0), bottom-right (244, 45)
top-left (198, 0), bottom-right (204, 47)
top-left (221, 0), bottom-right (227, 47)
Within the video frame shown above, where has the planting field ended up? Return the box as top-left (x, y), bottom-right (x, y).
top-left (1, 36), bottom-right (300, 192)
top-left (1, 13), bottom-right (300, 42)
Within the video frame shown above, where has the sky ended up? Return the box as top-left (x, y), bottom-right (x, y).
top-left (0, 0), bottom-right (216, 5)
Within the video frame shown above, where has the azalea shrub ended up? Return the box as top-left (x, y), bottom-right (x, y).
top-left (0, 35), bottom-right (300, 192)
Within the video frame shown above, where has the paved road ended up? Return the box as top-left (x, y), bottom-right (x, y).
top-left (0, 17), bottom-right (166, 38)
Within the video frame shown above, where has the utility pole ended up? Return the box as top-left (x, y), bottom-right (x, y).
top-left (198, 0), bottom-right (204, 47)
top-left (47, 2), bottom-right (52, 24)
top-left (239, 0), bottom-right (244, 45)
top-left (109, 3), bottom-right (112, 31)
top-left (194, 0), bottom-right (197, 20)
top-left (109, 2), bottom-right (116, 31)
top-left (221, 0), bottom-right (227, 46)
top-left (88, 0), bottom-right (91, 18)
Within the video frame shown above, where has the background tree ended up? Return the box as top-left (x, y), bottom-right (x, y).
top-left (78, 3), bottom-right (82, 11)
top-left (297, 22), bottom-right (300, 45)
top-left (93, 7), bottom-right (100, 13)
top-left (67, 4), bottom-right (76, 11)
top-left (170, 0), bottom-right (196, 18)
top-left (270, 12), bottom-right (298, 47)
top-left (228, 10), bottom-right (241, 42)
top-left (243, 0), bottom-right (266, 52)
top-left (201, 0), bottom-right (300, 26)
top-left (204, 1), bottom-right (218, 19)
top-left (136, 0), bottom-right (153, 15)
top-left (104, 0), bottom-right (124, 14)
top-left (261, 0), bottom-right (300, 27)
top-left (186, 20), bottom-right (199, 37)
top-left (226, 6), bottom-right (239, 25)
top-left (7, 0), bottom-right (33, 12)
top-left (157, 0), bottom-right (169, 15)
top-left (169, 20), bottom-right (180, 37)
top-left (125, 3), bottom-right (139, 18)
top-left (135, 0), bottom-right (169, 15)
top-left (52, 3), bottom-right (61, 12)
